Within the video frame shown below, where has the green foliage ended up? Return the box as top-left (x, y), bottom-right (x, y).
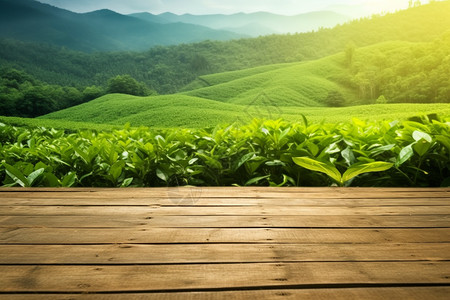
top-left (345, 42), bottom-right (356, 67)
top-left (376, 95), bottom-right (388, 104)
top-left (325, 91), bottom-right (346, 107)
top-left (1, 116), bottom-right (448, 188)
top-left (107, 75), bottom-right (156, 96)
top-left (350, 36), bottom-right (450, 104)
top-left (0, 68), bottom-right (97, 118)
top-left (2, 1), bottom-right (450, 95)
top-left (182, 37), bottom-right (450, 108)
top-left (292, 157), bottom-right (393, 186)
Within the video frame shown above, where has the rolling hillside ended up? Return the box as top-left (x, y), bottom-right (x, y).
top-left (2, 1), bottom-right (450, 95)
top-left (182, 54), bottom-right (352, 107)
top-left (38, 36), bottom-right (450, 128)
top-left (184, 37), bottom-right (450, 106)
top-left (39, 93), bottom-right (450, 129)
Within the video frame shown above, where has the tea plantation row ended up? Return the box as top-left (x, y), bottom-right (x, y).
top-left (1, 116), bottom-right (449, 187)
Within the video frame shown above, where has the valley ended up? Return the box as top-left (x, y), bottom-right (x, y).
top-left (0, 0), bottom-right (449, 187)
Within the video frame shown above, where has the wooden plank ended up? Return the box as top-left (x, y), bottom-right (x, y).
top-left (2, 287), bottom-right (450, 300)
top-left (1, 205), bottom-right (448, 216)
top-left (1, 197), bottom-right (449, 206)
top-left (1, 243), bottom-right (449, 264)
top-left (1, 187), bottom-right (448, 298)
top-left (2, 187), bottom-right (448, 193)
top-left (1, 262), bottom-right (449, 292)
top-left (0, 187), bottom-right (448, 199)
top-left (1, 215), bottom-right (449, 228)
top-left (3, 287), bottom-right (450, 299)
top-left (1, 228), bottom-right (448, 244)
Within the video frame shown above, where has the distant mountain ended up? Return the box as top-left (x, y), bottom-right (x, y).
top-left (2, 1), bottom-right (450, 95)
top-left (129, 12), bottom-right (174, 24)
top-left (0, 0), bottom-right (245, 52)
top-left (137, 11), bottom-right (353, 37)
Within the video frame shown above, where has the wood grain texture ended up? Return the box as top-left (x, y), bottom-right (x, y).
top-left (0, 187), bottom-right (448, 298)
top-left (1, 243), bottom-right (449, 264)
top-left (1, 205), bottom-right (448, 216)
top-left (1, 215), bottom-right (449, 228)
top-left (2, 287), bottom-right (450, 300)
top-left (1, 228), bottom-right (448, 244)
top-left (1, 262), bottom-right (450, 292)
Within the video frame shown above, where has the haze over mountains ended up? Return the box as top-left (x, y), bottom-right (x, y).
top-left (131, 11), bottom-right (351, 37)
top-left (0, 0), bottom-right (243, 51)
top-left (0, 0), bottom-right (351, 52)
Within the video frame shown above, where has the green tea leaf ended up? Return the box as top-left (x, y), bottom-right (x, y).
top-left (61, 172), bottom-right (77, 187)
top-left (265, 160), bottom-right (285, 167)
top-left (300, 114), bottom-right (308, 128)
top-left (396, 144), bottom-right (414, 167)
top-left (234, 152), bottom-right (255, 171)
top-left (436, 135), bottom-right (450, 152)
top-left (27, 168), bottom-right (45, 186)
top-left (4, 163), bottom-right (29, 187)
top-left (306, 142), bottom-right (319, 156)
top-left (369, 144), bottom-right (395, 156)
top-left (245, 175), bottom-right (270, 186)
top-left (109, 161), bottom-right (125, 181)
top-left (43, 172), bottom-right (61, 187)
top-left (412, 130), bottom-right (432, 143)
top-left (156, 168), bottom-right (169, 182)
top-left (342, 162), bottom-right (393, 183)
top-left (292, 157), bottom-right (341, 183)
top-left (122, 177), bottom-right (134, 187)
top-left (341, 147), bottom-right (356, 166)
top-left (413, 139), bottom-right (431, 157)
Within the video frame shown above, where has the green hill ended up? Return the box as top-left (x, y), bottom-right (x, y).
top-left (184, 37), bottom-right (450, 106)
top-left (183, 54), bottom-right (353, 107)
top-left (2, 1), bottom-right (450, 95)
top-left (38, 36), bottom-right (450, 129)
top-left (39, 93), bottom-right (450, 129)
top-left (40, 94), bottom-right (248, 128)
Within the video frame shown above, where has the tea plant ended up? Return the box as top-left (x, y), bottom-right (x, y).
top-left (0, 115), bottom-right (448, 187)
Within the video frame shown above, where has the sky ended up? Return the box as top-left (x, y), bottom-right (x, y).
top-left (37, 0), bottom-right (429, 16)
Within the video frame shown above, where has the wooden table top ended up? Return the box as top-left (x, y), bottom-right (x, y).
top-left (0, 187), bottom-right (449, 299)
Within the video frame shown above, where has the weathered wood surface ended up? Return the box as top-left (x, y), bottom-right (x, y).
top-left (0, 187), bottom-right (448, 299)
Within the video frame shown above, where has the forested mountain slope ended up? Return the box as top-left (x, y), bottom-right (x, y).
top-left (0, 0), bottom-right (243, 52)
top-left (185, 36), bottom-right (450, 106)
top-left (1, 1), bottom-right (449, 95)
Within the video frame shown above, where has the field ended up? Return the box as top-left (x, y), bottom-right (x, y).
top-left (36, 38), bottom-right (450, 129)
top-left (38, 94), bottom-right (450, 129)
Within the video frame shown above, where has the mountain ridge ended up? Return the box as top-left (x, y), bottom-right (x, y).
top-left (138, 10), bottom-right (352, 36)
top-left (0, 0), bottom-right (245, 52)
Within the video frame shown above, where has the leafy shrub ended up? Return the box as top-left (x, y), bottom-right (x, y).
top-left (0, 116), bottom-right (449, 187)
